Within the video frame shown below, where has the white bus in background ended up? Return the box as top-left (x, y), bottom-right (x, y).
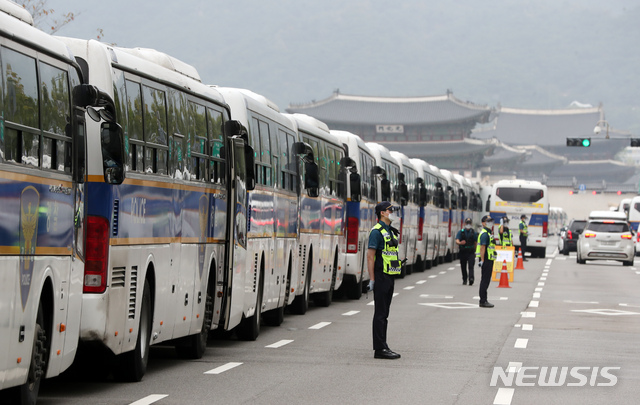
top-left (410, 159), bottom-right (439, 270)
top-left (59, 38), bottom-right (256, 382)
top-left (283, 113), bottom-right (347, 311)
top-left (549, 206), bottom-right (566, 236)
top-left (218, 88), bottom-right (303, 329)
top-left (391, 151), bottom-right (420, 273)
top-left (430, 164), bottom-right (449, 264)
top-left (332, 131), bottom-right (377, 299)
top-left (0, 2), bottom-right (124, 401)
top-left (488, 179), bottom-right (550, 258)
top-left (440, 169), bottom-right (461, 262)
top-left (366, 143), bottom-right (409, 275)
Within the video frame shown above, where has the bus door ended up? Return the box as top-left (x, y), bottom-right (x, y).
top-left (222, 135), bottom-right (252, 330)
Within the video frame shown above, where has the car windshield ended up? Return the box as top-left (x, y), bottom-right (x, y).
top-left (570, 221), bottom-right (587, 231)
top-left (587, 222), bottom-right (629, 233)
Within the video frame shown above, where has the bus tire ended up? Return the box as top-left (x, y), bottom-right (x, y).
top-left (8, 301), bottom-right (47, 405)
top-left (237, 275), bottom-right (263, 341)
top-left (176, 280), bottom-right (214, 359)
top-left (290, 251), bottom-right (312, 314)
top-left (117, 279), bottom-right (151, 382)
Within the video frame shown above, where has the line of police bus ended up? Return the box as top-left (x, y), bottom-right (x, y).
top-left (0, 2), bottom-right (484, 403)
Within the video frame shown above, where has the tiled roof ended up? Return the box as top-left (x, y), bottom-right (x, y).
top-left (376, 138), bottom-right (495, 159)
top-left (286, 91), bottom-right (492, 125)
top-left (473, 106), bottom-right (604, 146)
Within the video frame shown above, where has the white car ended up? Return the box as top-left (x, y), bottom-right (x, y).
top-left (577, 218), bottom-right (635, 266)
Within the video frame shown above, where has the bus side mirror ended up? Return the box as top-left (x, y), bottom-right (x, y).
top-left (224, 120), bottom-right (244, 138)
top-left (372, 165), bottom-right (385, 176)
top-left (381, 179), bottom-right (391, 201)
top-left (100, 122), bottom-right (125, 185)
top-left (304, 161), bottom-right (319, 197)
top-left (485, 196), bottom-right (491, 212)
top-left (400, 184), bottom-right (409, 206)
top-left (244, 144), bottom-right (256, 191)
top-left (419, 188), bottom-right (427, 206)
top-left (350, 172), bottom-right (361, 202)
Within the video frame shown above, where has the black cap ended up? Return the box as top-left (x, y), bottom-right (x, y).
top-left (503, 216), bottom-right (509, 222)
top-left (375, 201), bottom-right (393, 215)
top-left (481, 215), bottom-right (492, 223)
top-left (465, 218), bottom-right (472, 224)
top-left (521, 214), bottom-right (527, 219)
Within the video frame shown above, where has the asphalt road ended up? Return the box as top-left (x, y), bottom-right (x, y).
top-left (38, 238), bottom-right (640, 405)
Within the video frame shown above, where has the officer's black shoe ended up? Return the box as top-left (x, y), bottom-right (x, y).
top-left (469, 280), bottom-right (474, 286)
top-left (374, 349), bottom-right (401, 359)
top-left (479, 301), bottom-right (494, 308)
top-left (463, 280), bottom-right (467, 285)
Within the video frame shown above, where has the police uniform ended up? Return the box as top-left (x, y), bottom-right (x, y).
top-left (476, 219), bottom-right (496, 307)
top-left (519, 217), bottom-right (528, 260)
top-left (455, 225), bottom-right (476, 285)
top-left (368, 214), bottom-right (401, 359)
top-left (500, 227), bottom-right (513, 247)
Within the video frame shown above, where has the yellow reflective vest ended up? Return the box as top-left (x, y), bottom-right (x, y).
top-left (476, 228), bottom-right (496, 261)
top-left (372, 223), bottom-right (401, 275)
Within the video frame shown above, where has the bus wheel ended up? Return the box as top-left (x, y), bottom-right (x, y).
top-left (117, 279), bottom-right (151, 382)
top-left (9, 302), bottom-right (47, 405)
top-left (290, 252), bottom-right (312, 314)
top-left (237, 278), bottom-right (263, 341)
top-left (176, 281), bottom-right (213, 359)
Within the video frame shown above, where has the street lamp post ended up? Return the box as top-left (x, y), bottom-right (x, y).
top-left (593, 120), bottom-right (610, 139)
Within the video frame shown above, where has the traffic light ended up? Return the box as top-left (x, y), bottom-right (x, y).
top-left (566, 138), bottom-right (591, 147)
top-left (630, 138), bottom-right (640, 147)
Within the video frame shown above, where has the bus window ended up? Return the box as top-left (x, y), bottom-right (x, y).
top-left (208, 108), bottom-right (225, 184)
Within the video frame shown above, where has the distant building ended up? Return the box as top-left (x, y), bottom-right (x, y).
top-left (286, 90), bottom-right (493, 171)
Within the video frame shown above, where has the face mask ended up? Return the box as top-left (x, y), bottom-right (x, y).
top-left (486, 221), bottom-right (494, 228)
top-left (388, 212), bottom-right (399, 223)
top-left (465, 224), bottom-right (472, 229)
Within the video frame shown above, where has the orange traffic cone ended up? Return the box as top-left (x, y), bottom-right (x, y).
top-left (497, 260), bottom-right (511, 288)
top-left (515, 248), bottom-right (525, 270)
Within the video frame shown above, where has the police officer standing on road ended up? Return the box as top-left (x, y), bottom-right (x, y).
top-left (455, 218), bottom-right (476, 285)
top-left (499, 216), bottom-right (513, 247)
top-left (476, 215), bottom-right (496, 308)
top-left (367, 201), bottom-right (401, 360)
top-left (519, 214), bottom-right (529, 261)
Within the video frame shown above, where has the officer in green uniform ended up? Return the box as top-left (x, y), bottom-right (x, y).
top-left (367, 201), bottom-right (401, 359)
top-left (476, 215), bottom-right (496, 308)
top-left (519, 214), bottom-right (529, 261)
top-left (499, 216), bottom-right (513, 247)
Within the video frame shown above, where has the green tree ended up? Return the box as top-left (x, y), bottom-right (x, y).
top-left (15, 0), bottom-right (104, 40)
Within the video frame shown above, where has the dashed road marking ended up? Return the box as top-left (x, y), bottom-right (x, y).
top-left (493, 388), bottom-right (515, 405)
top-left (538, 282), bottom-right (545, 286)
top-left (540, 277), bottom-right (547, 281)
top-left (572, 309), bottom-right (640, 316)
top-left (428, 275), bottom-right (438, 278)
top-left (419, 302), bottom-right (478, 309)
top-left (564, 300), bottom-right (599, 304)
top-left (535, 287), bottom-right (543, 292)
top-left (529, 301), bottom-right (539, 308)
top-left (619, 303), bottom-right (640, 308)
top-left (447, 267), bottom-right (455, 271)
top-left (393, 293), bottom-right (399, 297)
top-left (521, 312), bottom-right (536, 318)
top-left (404, 286), bottom-right (415, 290)
top-left (515, 338), bottom-right (528, 348)
top-left (368, 300), bottom-right (374, 306)
top-left (522, 324), bottom-right (533, 331)
top-left (309, 322), bottom-right (331, 329)
top-left (416, 280), bottom-right (427, 284)
top-left (205, 362), bottom-right (243, 375)
top-left (342, 310), bottom-right (360, 316)
top-left (533, 292), bottom-right (540, 298)
top-left (129, 395), bottom-right (168, 405)
top-left (440, 271), bottom-right (447, 274)
top-left (419, 294), bottom-right (454, 299)
top-left (265, 339), bottom-right (294, 348)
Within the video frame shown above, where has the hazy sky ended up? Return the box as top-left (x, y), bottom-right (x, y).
top-left (44, 0), bottom-right (640, 133)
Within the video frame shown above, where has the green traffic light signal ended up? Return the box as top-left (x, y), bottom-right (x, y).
top-left (582, 138), bottom-right (591, 147)
top-left (566, 137), bottom-right (591, 147)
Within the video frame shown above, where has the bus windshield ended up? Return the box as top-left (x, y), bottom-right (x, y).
top-left (496, 187), bottom-right (544, 203)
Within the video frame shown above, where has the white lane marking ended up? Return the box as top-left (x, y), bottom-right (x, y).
top-left (447, 267), bottom-right (455, 270)
top-left (521, 312), bottom-right (536, 318)
top-left (473, 296), bottom-right (508, 301)
top-left (619, 303), bottom-right (640, 308)
top-left (515, 338), bottom-right (528, 348)
top-left (428, 275), bottom-right (438, 278)
top-left (342, 310), bottom-right (360, 316)
top-left (393, 293), bottom-right (399, 297)
top-left (546, 259), bottom-right (553, 266)
top-left (265, 339), bottom-right (294, 348)
top-left (563, 300), bottom-right (599, 304)
top-left (493, 388), bottom-right (515, 405)
top-left (205, 362), bottom-right (243, 375)
top-left (416, 280), bottom-right (427, 284)
top-left (499, 297), bottom-right (509, 300)
top-left (522, 324), bottom-right (533, 331)
top-left (572, 309), bottom-right (640, 316)
top-left (631, 267), bottom-right (637, 270)
top-left (540, 277), bottom-right (547, 281)
top-left (636, 271), bottom-right (640, 275)
top-left (420, 294), bottom-right (454, 299)
top-left (507, 361), bottom-right (523, 373)
top-left (368, 300), bottom-right (375, 306)
top-left (404, 286), bottom-right (415, 290)
top-left (533, 292), bottom-right (541, 298)
top-left (529, 301), bottom-right (539, 308)
top-left (309, 322), bottom-right (331, 330)
top-left (538, 282), bottom-right (545, 286)
top-left (514, 324), bottom-right (521, 328)
top-left (535, 287), bottom-right (543, 292)
top-left (440, 271), bottom-right (447, 274)
top-left (129, 395), bottom-right (168, 405)
top-left (419, 302), bottom-right (478, 309)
